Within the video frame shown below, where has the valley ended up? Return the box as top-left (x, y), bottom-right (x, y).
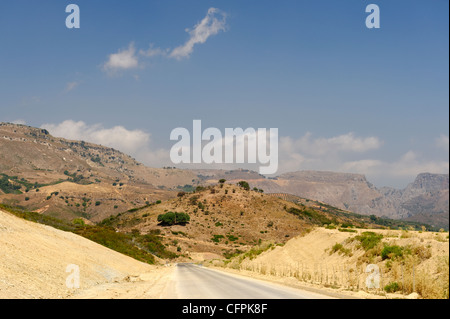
top-left (0, 122), bottom-right (448, 299)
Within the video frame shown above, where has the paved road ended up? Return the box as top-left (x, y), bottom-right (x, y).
top-left (166, 263), bottom-right (335, 299)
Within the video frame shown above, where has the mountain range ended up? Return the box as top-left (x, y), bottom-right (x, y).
top-left (1, 122), bottom-right (448, 229)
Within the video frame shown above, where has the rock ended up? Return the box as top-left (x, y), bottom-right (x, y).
top-left (406, 292), bottom-right (420, 299)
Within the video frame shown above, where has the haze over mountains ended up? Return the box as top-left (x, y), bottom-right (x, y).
top-left (1, 123), bottom-right (448, 229)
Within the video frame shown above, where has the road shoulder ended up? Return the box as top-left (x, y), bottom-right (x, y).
top-left (204, 266), bottom-right (378, 299)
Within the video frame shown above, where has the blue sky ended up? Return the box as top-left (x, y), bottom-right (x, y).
top-left (0, 0), bottom-right (448, 188)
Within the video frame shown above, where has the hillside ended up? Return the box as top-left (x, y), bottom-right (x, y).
top-left (0, 123), bottom-right (195, 221)
top-left (0, 208), bottom-right (170, 299)
top-left (0, 122), bottom-right (197, 189)
top-left (215, 227), bottom-right (449, 299)
top-left (99, 182), bottom-right (430, 261)
top-left (1, 122), bottom-right (447, 229)
top-left (192, 170), bottom-right (449, 230)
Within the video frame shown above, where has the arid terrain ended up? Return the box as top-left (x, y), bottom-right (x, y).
top-left (1, 123), bottom-right (448, 229)
top-left (0, 122), bottom-right (448, 299)
top-left (2, 207), bottom-right (448, 299)
top-left (210, 227), bottom-right (449, 299)
top-left (196, 170), bottom-right (449, 230)
top-left (0, 208), bottom-right (170, 299)
top-left (102, 182), bottom-right (422, 260)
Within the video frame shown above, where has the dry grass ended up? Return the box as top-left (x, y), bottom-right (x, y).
top-left (214, 227), bottom-right (449, 299)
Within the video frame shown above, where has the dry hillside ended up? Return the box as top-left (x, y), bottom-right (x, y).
top-left (217, 227), bottom-right (449, 299)
top-left (1, 123), bottom-right (447, 229)
top-left (188, 170), bottom-right (449, 230)
top-left (101, 183), bottom-right (391, 261)
top-left (0, 123), bottom-right (197, 221)
top-left (0, 208), bottom-right (171, 299)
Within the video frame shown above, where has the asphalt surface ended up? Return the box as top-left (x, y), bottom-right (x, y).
top-left (168, 263), bottom-right (335, 299)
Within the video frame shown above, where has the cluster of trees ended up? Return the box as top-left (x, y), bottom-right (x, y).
top-left (237, 180), bottom-right (263, 193)
top-left (237, 181), bottom-right (250, 191)
top-left (0, 175), bottom-right (21, 194)
top-left (157, 212), bottom-right (190, 226)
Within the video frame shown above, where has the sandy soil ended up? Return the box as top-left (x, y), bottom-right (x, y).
top-left (0, 209), bottom-right (170, 299)
top-left (2, 208), bottom-right (447, 299)
top-left (243, 228), bottom-right (449, 270)
top-left (215, 227), bottom-right (449, 299)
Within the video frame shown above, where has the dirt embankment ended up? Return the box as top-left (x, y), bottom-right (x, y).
top-left (0, 209), bottom-right (172, 299)
top-left (211, 227), bottom-right (449, 299)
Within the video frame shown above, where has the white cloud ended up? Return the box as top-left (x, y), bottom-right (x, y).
top-left (64, 81), bottom-right (79, 93)
top-left (277, 132), bottom-right (448, 187)
top-left (340, 159), bottom-right (383, 174)
top-left (101, 8), bottom-right (227, 75)
top-left (388, 151), bottom-right (449, 177)
top-left (41, 120), bottom-right (169, 167)
top-left (277, 132), bottom-right (383, 174)
top-left (102, 43), bottom-right (140, 74)
top-left (169, 8), bottom-right (227, 60)
top-left (332, 151), bottom-right (448, 187)
top-left (37, 122), bottom-right (449, 187)
top-left (280, 132), bottom-right (382, 157)
top-left (139, 44), bottom-right (168, 58)
top-left (436, 134), bottom-right (449, 152)
top-left (11, 119), bottom-right (26, 125)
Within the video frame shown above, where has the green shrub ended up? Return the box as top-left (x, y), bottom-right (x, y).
top-left (384, 282), bottom-right (400, 293)
top-left (211, 234), bottom-right (224, 243)
top-left (339, 228), bottom-right (357, 233)
top-left (330, 243), bottom-right (353, 256)
top-left (355, 232), bottom-right (383, 251)
top-left (157, 212), bottom-right (190, 226)
top-left (0, 175), bottom-right (22, 194)
top-left (77, 226), bottom-right (155, 264)
top-left (237, 181), bottom-right (250, 191)
top-left (381, 245), bottom-right (404, 260)
top-left (72, 218), bottom-right (85, 227)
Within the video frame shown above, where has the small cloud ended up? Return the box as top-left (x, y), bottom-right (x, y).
top-left (11, 119), bottom-right (26, 125)
top-left (40, 120), bottom-right (169, 167)
top-left (389, 151), bottom-right (449, 177)
top-left (169, 7), bottom-right (227, 60)
top-left (102, 43), bottom-right (140, 75)
top-left (101, 8), bottom-right (228, 75)
top-left (139, 44), bottom-right (168, 58)
top-left (280, 132), bottom-right (383, 158)
top-left (64, 81), bottom-right (79, 93)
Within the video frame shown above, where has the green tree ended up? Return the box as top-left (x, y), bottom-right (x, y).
top-left (238, 181), bottom-right (250, 191)
top-left (157, 212), bottom-right (190, 226)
